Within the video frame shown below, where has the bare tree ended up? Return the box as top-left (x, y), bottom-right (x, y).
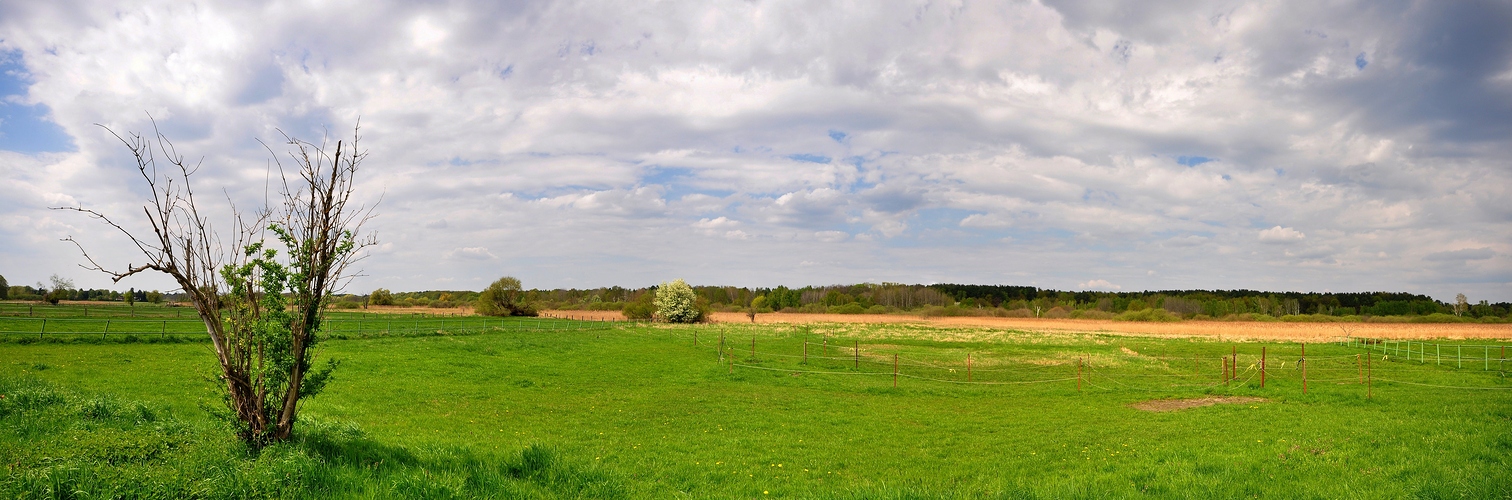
top-left (57, 117), bottom-right (375, 446)
top-left (1454, 293), bottom-right (1468, 317)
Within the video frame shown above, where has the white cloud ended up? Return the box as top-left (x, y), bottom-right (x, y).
top-left (446, 247), bottom-right (497, 260)
top-left (1258, 226), bottom-right (1306, 244)
top-left (0, 0), bottom-right (1508, 301)
top-left (1079, 279), bottom-right (1121, 290)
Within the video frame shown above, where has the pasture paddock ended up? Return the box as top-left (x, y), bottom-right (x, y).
top-left (1, 305), bottom-right (1509, 497)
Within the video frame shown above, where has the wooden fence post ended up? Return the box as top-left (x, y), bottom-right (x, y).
top-left (967, 353), bottom-right (972, 382)
top-left (855, 341), bottom-right (859, 370)
top-left (1261, 347), bottom-right (1267, 388)
top-left (1077, 356), bottom-right (1083, 392)
top-left (803, 340), bottom-right (808, 364)
top-left (1367, 354), bottom-right (1372, 399)
top-left (1357, 354), bottom-right (1362, 384)
top-left (751, 335), bottom-right (756, 360)
top-left (893, 354), bottom-right (899, 388)
top-left (1231, 346), bottom-right (1237, 385)
top-left (40, 318), bottom-right (46, 340)
top-left (1302, 342), bottom-right (1308, 395)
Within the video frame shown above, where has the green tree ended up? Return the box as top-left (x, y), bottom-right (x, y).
top-left (655, 278), bottom-right (702, 323)
top-left (43, 274), bottom-right (74, 304)
top-left (0, 274), bottom-right (7, 300)
top-left (476, 277), bottom-right (535, 316)
top-left (622, 289), bottom-right (656, 319)
top-left (125, 287), bottom-right (135, 306)
top-left (58, 121), bottom-right (374, 447)
top-left (369, 288), bottom-right (394, 306)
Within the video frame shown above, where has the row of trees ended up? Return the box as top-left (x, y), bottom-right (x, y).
top-left (0, 273), bottom-right (165, 304)
top-left (464, 283), bottom-right (1510, 320)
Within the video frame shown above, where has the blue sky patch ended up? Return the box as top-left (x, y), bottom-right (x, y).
top-left (828, 129), bottom-right (847, 143)
top-left (0, 52), bottom-right (74, 153)
top-left (1176, 155), bottom-right (1213, 166)
top-left (787, 153), bottom-right (831, 164)
top-left (1355, 53), bottom-right (1367, 70)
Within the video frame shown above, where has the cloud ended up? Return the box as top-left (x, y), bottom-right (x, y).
top-left (1079, 279), bottom-right (1121, 290)
top-left (446, 247), bottom-right (496, 260)
top-left (1257, 226), bottom-right (1306, 244)
top-left (0, 0), bottom-right (1508, 301)
top-left (1424, 248), bottom-right (1494, 262)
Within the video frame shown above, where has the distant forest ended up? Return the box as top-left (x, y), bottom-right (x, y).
top-left (344, 283), bottom-right (1511, 320)
top-left (7, 276), bottom-right (1506, 320)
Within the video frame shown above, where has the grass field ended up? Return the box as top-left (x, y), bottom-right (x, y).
top-left (3, 305), bottom-right (1511, 498)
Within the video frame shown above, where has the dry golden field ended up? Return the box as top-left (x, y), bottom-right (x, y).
top-left (535, 310), bottom-right (1512, 341)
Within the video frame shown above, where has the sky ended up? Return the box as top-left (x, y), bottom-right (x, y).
top-left (0, 0), bottom-right (1509, 302)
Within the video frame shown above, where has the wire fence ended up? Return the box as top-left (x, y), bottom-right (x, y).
top-left (1345, 337), bottom-right (1510, 371)
top-left (4, 309), bottom-right (1509, 396)
top-left (681, 328), bottom-right (1512, 396)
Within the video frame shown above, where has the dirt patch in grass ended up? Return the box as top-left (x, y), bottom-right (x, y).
top-left (1131, 396), bottom-right (1269, 412)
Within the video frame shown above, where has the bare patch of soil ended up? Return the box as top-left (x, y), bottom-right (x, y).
top-left (1130, 396), bottom-right (1268, 412)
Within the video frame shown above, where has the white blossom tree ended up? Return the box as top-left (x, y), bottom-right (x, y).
top-left (654, 278), bottom-right (701, 323)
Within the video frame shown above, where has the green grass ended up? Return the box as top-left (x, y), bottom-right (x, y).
top-left (2, 317), bottom-right (1511, 498)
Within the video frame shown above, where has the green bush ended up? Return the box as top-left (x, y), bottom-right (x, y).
top-left (369, 288), bottom-right (395, 306)
top-left (1411, 313), bottom-right (1470, 323)
top-left (1113, 308), bottom-right (1182, 322)
top-left (476, 277), bottom-right (534, 316)
top-left (1072, 310), bottom-right (1115, 320)
top-left (622, 292), bottom-right (655, 320)
top-left (829, 303), bottom-right (866, 314)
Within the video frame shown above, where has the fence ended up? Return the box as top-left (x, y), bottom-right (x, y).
top-left (1344, 337), bottom-right (1509, 371)
top-left (682, 328), bottom-right (1512, 396)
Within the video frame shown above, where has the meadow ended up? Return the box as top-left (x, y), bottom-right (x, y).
top-left (2, 304), bottom-right (1511, 498)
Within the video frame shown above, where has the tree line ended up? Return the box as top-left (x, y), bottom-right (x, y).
top-left (358, 282), bottom-right (1510, 320)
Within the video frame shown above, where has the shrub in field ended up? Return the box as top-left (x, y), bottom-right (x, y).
top-left (654, 279), bottom-right (703, 323)
top-left (369, 288), bottom-right (395, 306)
top-left (476, 277), bottom-right (534, 316)
top-left (0, 274), bottom-right (7, 299)
top-left (1072, 309), bottom-right (1115, 320)
top-left (1044, 306), bottom-right (1071, 319)
top-left (57, 122), bottom-right (374, 447)
top-left (829, 303), bottom-right (866, 314)
top-left (1114, 308), bottom-right (1182, 322)
top-left (622, 292), bottom-right (655, 319)
top-left (866, 305), bottom-right (890, 314)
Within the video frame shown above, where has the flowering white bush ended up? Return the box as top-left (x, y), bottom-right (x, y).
top-left (655, 279), bottom-right (701, 323)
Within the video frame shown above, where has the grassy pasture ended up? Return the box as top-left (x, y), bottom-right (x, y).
top-left (2, 307), bottom-right (1511, 498)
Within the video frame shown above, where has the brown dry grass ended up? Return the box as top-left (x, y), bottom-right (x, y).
top-left (1130, 396), bottom-right (1269, 412)
top-left (694, 311), bottom-right (1509, 341)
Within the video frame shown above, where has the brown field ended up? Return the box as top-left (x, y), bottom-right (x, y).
top-left (539, 310), bottom-right (1512, 342)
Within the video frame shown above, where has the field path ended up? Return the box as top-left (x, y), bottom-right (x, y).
top-left (539, 310), bottom-right (1512, 341)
